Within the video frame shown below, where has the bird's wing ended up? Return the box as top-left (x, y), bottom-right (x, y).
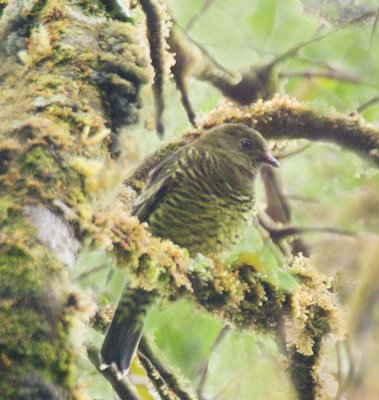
top-left (131, 148), bottom-right (186, 222)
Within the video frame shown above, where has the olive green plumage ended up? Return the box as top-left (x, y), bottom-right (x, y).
top-left (101, 123), bottom-right (279, 377)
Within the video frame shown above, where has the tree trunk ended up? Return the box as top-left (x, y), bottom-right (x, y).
top-left (0, 1), bottom-right (149, 397)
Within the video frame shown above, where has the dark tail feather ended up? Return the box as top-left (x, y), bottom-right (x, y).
top-left (101, 286), bottom-right (156, 378)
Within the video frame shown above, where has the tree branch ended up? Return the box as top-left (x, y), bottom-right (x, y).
top-left (129, 97), bottom-right (379, 193)
top-left (185, 0), bottom-right (215, 31)
top-left (138, 336), bottom-right (197, 400)
top-left (87, 344), bottom-right (142, 400)
top-left (201, 97), bottom-right (379, 165)
top-left (279, 70), bottom-right (375, 88)
top-left (353, 95), bottom-right (379, 114)
top-left (139, 0), bottom-right (172, 137)
top-left (259, 166), bottom-right (310, 257)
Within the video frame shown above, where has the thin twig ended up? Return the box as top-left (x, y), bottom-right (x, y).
top-left (173, 21), bottom-right (234, 78)
top-left (186, 0), bottom-right (215, 31)
top-left (295, 56), bottom-right (336, 70)
top-left (196, 325), bottom-right (231, 399)
top-left (279, 70), bottom-right (376, 89)
top-left (268, 10), bottom-right (377, 68)
top-left (278, 226), bottom-right (356, 238)
top-left (259, 215), bottom-right (356, 242)
top-left (353, 95), bottom-right (379, 114)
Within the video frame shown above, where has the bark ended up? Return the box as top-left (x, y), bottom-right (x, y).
top-left (0, 0), bottom-right (150, 398)
top-left (0, 1), bottom-right (375, 400)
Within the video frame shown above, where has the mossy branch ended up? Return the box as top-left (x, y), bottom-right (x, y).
top-left (110, 208), bottom-right (342, 398)
top-left (202, 97), bottom-right (379, 165)
top-left (91, 308), bottom-right (196, 400)
top-left (87, 344), bottom-right (141, 400)
top-left (163, 10), bottom-right (375, 128)
top-left (128, 97), bottom-right (379, 191)
top-left (138, 337), bottom-right (197, 400)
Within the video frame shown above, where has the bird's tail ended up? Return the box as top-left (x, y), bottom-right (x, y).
top-left (100, 286), bottom-right (156, 379)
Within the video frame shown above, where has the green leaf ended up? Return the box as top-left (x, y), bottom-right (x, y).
top-left (247, 0), bottom-right (277, 43)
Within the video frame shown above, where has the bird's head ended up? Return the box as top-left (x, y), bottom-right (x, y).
top-left (197, 123), bottom-right (279, 173)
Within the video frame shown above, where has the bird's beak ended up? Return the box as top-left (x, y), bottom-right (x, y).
top-left (259, 153), bottom-right (280, 168)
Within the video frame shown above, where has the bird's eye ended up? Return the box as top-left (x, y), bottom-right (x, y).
top-left (239, 138), bottom-right (252, 151)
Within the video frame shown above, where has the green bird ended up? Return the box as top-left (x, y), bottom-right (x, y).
top-left (101, 123), bottom-right (279, 378)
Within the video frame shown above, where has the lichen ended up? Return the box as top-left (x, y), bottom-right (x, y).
top-left (288, 256), bottom-right (344, 356)
top-left (21, 24), bottom-right (53, 66)
top-left (187, 257), bottom-right (286, 331)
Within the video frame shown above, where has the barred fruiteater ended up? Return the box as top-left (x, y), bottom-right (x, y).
top-left (101, 123), bottom-right (279, 378)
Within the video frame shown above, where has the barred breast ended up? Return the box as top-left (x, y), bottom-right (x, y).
top-left (146, 148), bottom-right (255, 256)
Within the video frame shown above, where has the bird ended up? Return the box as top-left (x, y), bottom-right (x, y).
top-left (100, 123), bottom-right (279, 378)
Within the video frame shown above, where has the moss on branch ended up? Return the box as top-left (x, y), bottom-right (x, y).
top-left (128, 97), bottom-right (379, 192)
top-left (202, 97), bottom-right (379, 164)
top-left (106, 212), bottom-right (342, 399)
top-left (0, 0), bottom-right (151, 238)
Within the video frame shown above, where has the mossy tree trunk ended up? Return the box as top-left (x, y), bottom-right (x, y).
top-left (0, 1), bottom-right (150, 398)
